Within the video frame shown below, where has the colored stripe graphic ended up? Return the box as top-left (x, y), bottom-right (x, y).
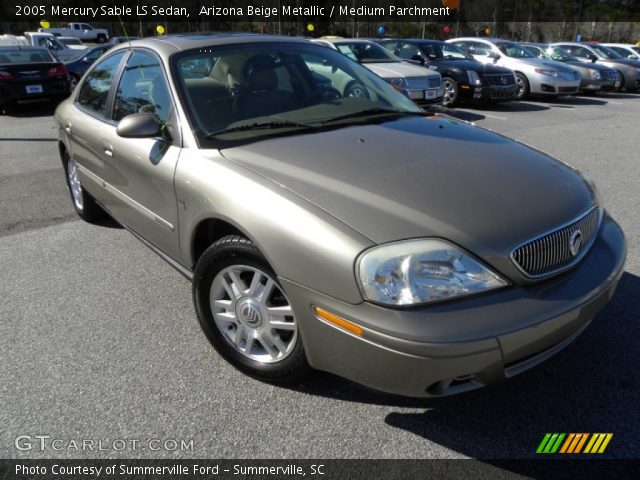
top-left (537, 433), bottom-right (613, 454)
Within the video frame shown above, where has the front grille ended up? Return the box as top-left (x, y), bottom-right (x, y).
top-left (559, 70), bottom-right (580, 81)
top-left (510, 206), bottom-right (600, 278)
top-left (484, 73), bottom-right (516, 86)
top-left (603, 70), bottom-right (619, 82)
top-left (405, 76), bottom-right (441, 90)
top-left (405, 77), bottom-right (439, 91)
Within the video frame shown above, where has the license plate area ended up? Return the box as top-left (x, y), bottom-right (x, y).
top-left (26, 85), bottom-right (43, 94)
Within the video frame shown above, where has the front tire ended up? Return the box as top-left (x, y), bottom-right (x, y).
top-left (442, 77), bottom-right (459, 106)
top-left (344, 81), bottom-right (370, 99)
top-left (193, 235), bottom-right (311, 384)
top-left (62, 151), bottom-right (104, 222)
top-left (515, 72), bottom-right (530, 100)
top-left (96, 34), bottom-right (107, 44)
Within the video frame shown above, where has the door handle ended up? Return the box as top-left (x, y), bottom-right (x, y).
top-left (101, 140), bottom-right (113, 157)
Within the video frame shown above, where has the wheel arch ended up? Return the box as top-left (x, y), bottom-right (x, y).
top-left (190, 217), bottom-right (257, 269)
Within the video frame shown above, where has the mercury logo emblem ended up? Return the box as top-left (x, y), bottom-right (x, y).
top-left (237, 299), bottom-right (262, 327)
top-left (569, 229), bottom-right (583, 257)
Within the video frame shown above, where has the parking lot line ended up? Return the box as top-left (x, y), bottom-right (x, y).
top-left (483, 114), bottom-right (509, 120)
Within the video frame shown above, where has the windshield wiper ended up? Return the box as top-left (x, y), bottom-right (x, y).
top-left (206, 120), bottom-right (314, 138)
top-left (320, 108), bottom-right (425, 125)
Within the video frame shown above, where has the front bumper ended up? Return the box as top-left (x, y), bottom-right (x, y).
top-left (529, 75), bottom-right (580, 96)
top-left (407, 87), bottom-right (445, 104)
top-left (460, 83), bottom-right (519, 102)
top-left (283, 213), bottom-right (625, 397)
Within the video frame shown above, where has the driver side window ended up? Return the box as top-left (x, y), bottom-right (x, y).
top-left (397, 43), bottom-right (420, 60)
top-left (469, 42), bottom-right (492, 56)
top-left (113, 51), bottom-right (173, 124)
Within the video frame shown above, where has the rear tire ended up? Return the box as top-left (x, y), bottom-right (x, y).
top-left (62, 150), bottom-right (104, 222)
top-left (96, 34), bottom-right (107, 44)
top-left (193, 235), bottom-right (311, 384)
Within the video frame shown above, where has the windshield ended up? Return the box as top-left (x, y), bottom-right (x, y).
top-left (172, 42), bottom-right (422, 146)
top-left (419, 42), bottom-right (469, 61)
top-left (68, 47), bottom-right (102, 62)
top-left (590, 44), bottom-right (622, 59)
top-left (0, 48), bottom-right (54, 63)
top-left (545, 46), bottom-right (577, 62)
top-left (334, 42), bottom-right (399, 63)
top-left (61, 38), bottom-right (82, 45)
top-left (496, 42), bottom-right (534, 58)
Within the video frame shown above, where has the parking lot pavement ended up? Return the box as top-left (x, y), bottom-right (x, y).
top-left (1, 96), bottom-right (639, 463)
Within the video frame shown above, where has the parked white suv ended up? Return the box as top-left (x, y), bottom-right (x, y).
top-left (447, 38), bottom-right (580, 99)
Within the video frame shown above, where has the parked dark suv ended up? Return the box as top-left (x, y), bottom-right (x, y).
top-left (379, 39), bottom-right (519, 106)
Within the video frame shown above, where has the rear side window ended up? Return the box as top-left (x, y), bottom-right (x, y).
top-left (113, 51), bottom-right (173, 123)
top-left (76, 51), bottom-right (126, 118)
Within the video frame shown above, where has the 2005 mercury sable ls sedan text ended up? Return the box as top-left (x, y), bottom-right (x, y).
top-left (55, 34), bottom-right (626, 397)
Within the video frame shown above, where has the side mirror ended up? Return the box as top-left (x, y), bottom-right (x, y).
top-left (487, 51), bottom-right (500, 59)
top-left (82, 57), bottom-right (90, 63)
top-left (628, 54), bottom-right (638, 60)
top-left (116, 113), bottom-right (161, 138)
top-left (590, 55), bottom-right (597, 63)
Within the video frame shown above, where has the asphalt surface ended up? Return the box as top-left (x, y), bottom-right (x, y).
top-left (1, 94), bottom-right (639, 467)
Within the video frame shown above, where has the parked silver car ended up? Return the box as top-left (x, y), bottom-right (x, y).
top-left (522, 43), bottom-right (620, 93)
top-left (552, 42), bottom-right (640, 92)
top-left (601, 43), bottom-right (640, 62)
top-left (55, 34), bottom-right (625, 398)
top-left (448, 37), bottom-right (581, 99)
top-left (313, 38), bottom-right (444, 103)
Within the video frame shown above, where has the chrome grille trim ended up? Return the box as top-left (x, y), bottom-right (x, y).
top-left (510, 206), bottom-right (601, 278)
top-left (405, 77), bottom-right (440, 91)
top-left (603, 70), bottom-right (618, 82)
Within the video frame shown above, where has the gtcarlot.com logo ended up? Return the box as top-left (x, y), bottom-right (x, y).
top-left (15, 435), bottom-right (194, 452)
top-left (536, 433), bottom-right (613, 454)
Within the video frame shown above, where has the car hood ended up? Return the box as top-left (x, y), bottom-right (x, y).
top-left (437, 59), bottom-right (512, 74)
top-left (564, 60), bottom-right (611, 72)
top-left (601, 57), bottom-right (640, 68)
top-left (220, 115), bottom-right (595, 278)
top-left (504, 56), bottom-right (574, 72)
top-left (364, 61), bottom-right (439, 78)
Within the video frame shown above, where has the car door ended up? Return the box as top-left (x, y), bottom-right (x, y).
top-left (100, 49), bottom-right (182, 259)
top-left (66, 50), bottom-right (127, 208)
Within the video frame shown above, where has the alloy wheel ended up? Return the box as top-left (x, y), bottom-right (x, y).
top-left (210, 265), bottom-right (298, 364)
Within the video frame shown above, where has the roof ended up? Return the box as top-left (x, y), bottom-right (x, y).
top-left (316, 38), bottom-right (377, 45)
top-left (113, 33), bottom-right (312, 57)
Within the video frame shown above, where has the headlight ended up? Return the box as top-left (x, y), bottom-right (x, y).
top-left (357, 239), bottom-right (508, 306)
top-left (589, 69), bottom-right (601, 80)
top-left (467, 70), bottom-right (481, 85)
top-left (386, 77), bottom-right (408, 91)
top-left (535, 68), bottom-right (558, 77)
